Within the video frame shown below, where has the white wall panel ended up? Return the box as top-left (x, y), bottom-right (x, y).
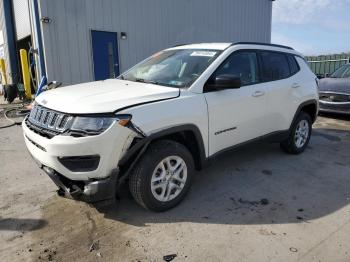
top-left (38, 0), bottom-right (273, 85)
top-left (12, 0), bottom-right (31, 40)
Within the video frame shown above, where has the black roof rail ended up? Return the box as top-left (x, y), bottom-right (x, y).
top-left (172, 43), bottom-right (189, 47)
top-left (232, 42), bottom-right (294, 50)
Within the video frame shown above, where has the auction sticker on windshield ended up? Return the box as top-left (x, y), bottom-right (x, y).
top-left (190, 51), bottom-right (217, 57)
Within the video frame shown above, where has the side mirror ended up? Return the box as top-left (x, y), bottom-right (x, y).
top-left (205, 74), bottom-right (241, 91)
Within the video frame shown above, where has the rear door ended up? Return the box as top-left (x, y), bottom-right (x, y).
top-left (91, 30), bottom-right (120, 80)
top-left (258, 51), bottom-right (300, 132)
top-left (204, 50), bottom-right (270, 156)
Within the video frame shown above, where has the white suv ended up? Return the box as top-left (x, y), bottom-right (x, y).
top-left (23, 42), bottom-right (319, 211)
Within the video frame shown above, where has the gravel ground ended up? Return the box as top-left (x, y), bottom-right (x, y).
top-left (0, 112), bottom-right (350, 262)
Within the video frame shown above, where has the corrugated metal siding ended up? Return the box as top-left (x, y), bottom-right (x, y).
top-left (12, 0), bottom-right (31, 40)
top-left (38, 0), bottom-right (272, 86)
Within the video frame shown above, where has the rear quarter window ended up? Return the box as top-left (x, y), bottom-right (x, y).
top-left (287, 55), bottom-right (300, 75)
top-left (260, 51), bottom-right (290, 81)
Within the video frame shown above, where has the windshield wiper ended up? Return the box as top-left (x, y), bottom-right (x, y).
top-left (132, 78), bottom-right (179, 88)
top-left (134, 78), bottom-right (160, 85)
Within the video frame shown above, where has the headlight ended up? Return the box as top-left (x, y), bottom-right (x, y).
top-left (70, 117), bottom-right (115, 134)
top-left (69, 115), bottom-right (132, 135)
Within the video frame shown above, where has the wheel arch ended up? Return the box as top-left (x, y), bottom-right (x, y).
top-left (146, 124), bottom-right (207, 170)
top-left (118, 124), bottom-right (207, 180)
top-left (291, 99), bottom-right (318, 128)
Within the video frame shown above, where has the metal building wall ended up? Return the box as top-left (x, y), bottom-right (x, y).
top-left (12, 0), bottom-right (32, 40)
top-left (38, 0), bottom-right (272, 86)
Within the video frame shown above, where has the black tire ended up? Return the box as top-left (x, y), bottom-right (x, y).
top-left (280, 111), bottom-right (312, 154)
top-left (129, 140), bottom-right (194, 212)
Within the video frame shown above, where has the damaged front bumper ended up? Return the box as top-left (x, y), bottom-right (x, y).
top-left (22, 114), bottom-right (140, 203)
top-left (42, 165), bottom-right (118, 203)
top-left (22, 111), bottom-right (151, 203)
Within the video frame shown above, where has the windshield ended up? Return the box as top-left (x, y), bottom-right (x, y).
top-left (120, 49), bottom-right (222, 88)
top-left (331, 64), bottom-right (350, 78)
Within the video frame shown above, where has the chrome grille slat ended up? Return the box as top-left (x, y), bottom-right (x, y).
top-left (43, 111), bottom-right (50, 125)
top-left (33, 106), bottom-right (39, 120)
top-left (55, 115), bottom-right (64, 130)
top-left (58, 115), bottom-right (68, 129)
top-left (49, 113), bottom-right (58, 128)
top-left (38, 109), bottom-right (45, 122)
top-left (35, 108), bottom-right (41, 121)
top-left (28, 104), bottom-right (72, 137)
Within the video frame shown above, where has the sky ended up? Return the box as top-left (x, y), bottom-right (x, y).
top-left (272, 0), bottom-right (350, 56)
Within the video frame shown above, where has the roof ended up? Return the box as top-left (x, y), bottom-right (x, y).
top-left (169, 43), bottom-right (232, 51)
top-left (169, 42), bottom-right (296, 52)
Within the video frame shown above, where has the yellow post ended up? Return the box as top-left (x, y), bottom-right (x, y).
top-left (20, 49), bottom-right (31, 99)
top-left (0, 58), bottom-right (7, 85)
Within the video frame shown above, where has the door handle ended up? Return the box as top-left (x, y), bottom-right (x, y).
top-left (292, 83), bottom-right (300, 88)
top-left (252, 90), bottom-right (265, 97)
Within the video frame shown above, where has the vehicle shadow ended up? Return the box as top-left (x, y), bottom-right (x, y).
top-left (0, 218), bottom-right (47, 231)
top-left (97, 127), bottom-right (350, 227)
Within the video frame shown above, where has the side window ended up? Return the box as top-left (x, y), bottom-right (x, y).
top-left (214, 51), bottom-right (260, 86)
top-left (287, 55), bottom-right (300, 75)
top-left (260, 51), bottom-right (290, 81)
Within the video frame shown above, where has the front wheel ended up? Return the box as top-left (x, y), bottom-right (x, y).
top-left (280, 112), bottom-right (312, 154)
top-left (129, 140), bottom-right (194, 212)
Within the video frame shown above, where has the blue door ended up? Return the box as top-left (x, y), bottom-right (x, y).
top-left (91, 30), bottom-right (120, 80)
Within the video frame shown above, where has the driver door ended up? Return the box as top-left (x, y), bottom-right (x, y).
top-left (204, 50), bottom-right (270, 156)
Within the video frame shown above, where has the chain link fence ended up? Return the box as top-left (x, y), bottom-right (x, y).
top-left (306, 54), bottom-right (350, 78)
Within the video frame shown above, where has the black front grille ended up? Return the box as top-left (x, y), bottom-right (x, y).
top-left (27, 104), bottom-right (73, 138)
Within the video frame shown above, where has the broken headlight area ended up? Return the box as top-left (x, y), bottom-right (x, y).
top-left (70, 117), bottom-right (115, 135)
top-left (68, 114), bottom-right (132, 137)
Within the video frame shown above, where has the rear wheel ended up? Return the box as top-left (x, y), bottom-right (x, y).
top-left (129, 140), bottom-right (194, 212)
top-left (280, 112), bottom-right (312, 154)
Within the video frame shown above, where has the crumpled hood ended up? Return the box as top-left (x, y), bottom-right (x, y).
top-left (35, 79), bottom-right (180, 114)
top-left (318, 78), bottom-right (350, 93)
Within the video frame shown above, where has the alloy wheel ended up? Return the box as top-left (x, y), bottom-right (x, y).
top-left (294, 119), bottom-right (309, 148)
top-left (150, 156), bottom-right (188, 202)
